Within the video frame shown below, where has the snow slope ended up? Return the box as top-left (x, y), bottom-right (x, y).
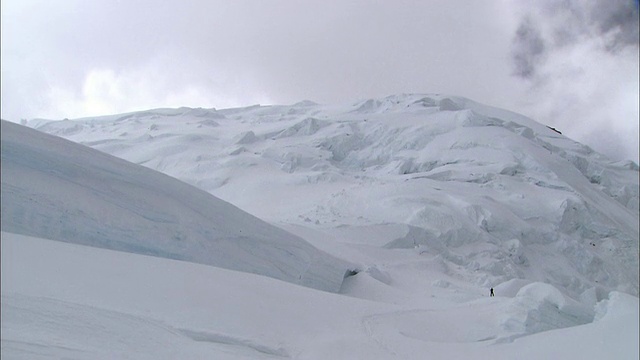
top-left (1, 120), bottom-right (352, 292)
top-left (2, 232), bottom-right (638, 359)
top-left (26, 94), bottom-right (639, 299)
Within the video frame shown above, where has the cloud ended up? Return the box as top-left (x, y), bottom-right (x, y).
top-left (1, 0), bottom-right (637, 162)
top-left (510, 0), bottom-right (639, 77)
top-left (1, 0), bottom-right (519, 117)
top-left (508, 0), bottom-right (639, 162)
top-left (590, 0), bottom-right (640, 51)
top-left (511, 16), bottom-right (547, 79)
top-left (42, 63), bottom-right (274, 119)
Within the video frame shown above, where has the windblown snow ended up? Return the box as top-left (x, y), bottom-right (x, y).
top-left (2, 94), bottom-right (638, 359)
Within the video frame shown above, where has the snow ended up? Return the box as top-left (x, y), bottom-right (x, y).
top-left (2, 93), bottom-right (639, 358)
top-left (0, 120), bottom-right (352, 292)
top-left (2, 232), bottom-right (638, 359)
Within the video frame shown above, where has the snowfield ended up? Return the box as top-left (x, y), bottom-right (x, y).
top-left (2, 93), bottom-right (639, 358)
top-left (2, 232), bottom-right (637, 359)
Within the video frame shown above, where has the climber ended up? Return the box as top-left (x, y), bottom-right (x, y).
top-left (490, 288), bottom-right (495, 297)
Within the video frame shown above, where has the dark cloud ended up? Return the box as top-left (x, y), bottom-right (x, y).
top-left (511, 16), bottom-right (547, 79)
top-left (511, 0), bottom-right (639, 77)
top-left (590, 0), bottom-right (640, 51)
top-left (508, 0), bottom-right (639, 163)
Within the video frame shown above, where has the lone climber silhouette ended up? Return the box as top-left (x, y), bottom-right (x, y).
top-left (490, 288), bottom-right (495, 297)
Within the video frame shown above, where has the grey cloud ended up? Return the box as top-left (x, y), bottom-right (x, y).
top-left (590, 0), bottom-right (640, 51)
top-left (511, 16), bottom-right (546, 79)
top-left (511, 0), bottom-right (639, 73)
top-left (2, 0), bottom-right (518, 117)
top-left (507, 1), bottom-right (639, 163)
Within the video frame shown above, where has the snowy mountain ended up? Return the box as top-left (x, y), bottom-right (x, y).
top-left (24, 94), bottom-right (639, 299)
top-left (1, 120), bottom-right (352, 292)
top-left (2, 94), bottom-right (638, 358)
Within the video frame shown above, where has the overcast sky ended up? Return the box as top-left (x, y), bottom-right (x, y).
top-left (2, 0), bottom-right (638, 162)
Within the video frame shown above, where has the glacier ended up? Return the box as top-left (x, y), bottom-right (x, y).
top-left (24, 93), bottom-right (639, 298)
top-left (2, 93), bottom-right (638, 358)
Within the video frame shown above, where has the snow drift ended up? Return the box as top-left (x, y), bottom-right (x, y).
top-left (0, 120), bottom-right (353, 292)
